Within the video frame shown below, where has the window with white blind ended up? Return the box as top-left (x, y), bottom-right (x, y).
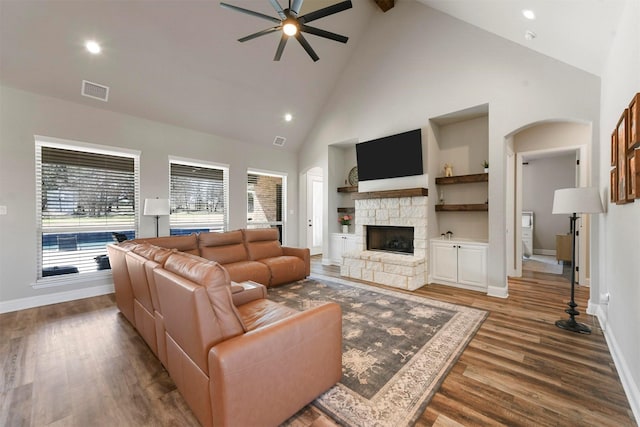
top-left (246, 170), bottom-right (286, 242)
top-left (36, 138), bottom-right (139, 280)
top-left (169, 159), bottom-right (229, 235)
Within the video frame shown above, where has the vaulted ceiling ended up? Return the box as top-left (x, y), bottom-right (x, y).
top-left (0, 0), bottom-right (625, 152)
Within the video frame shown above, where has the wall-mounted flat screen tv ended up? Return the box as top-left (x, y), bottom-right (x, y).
top-left (356, 129), bottom-right (423, 181)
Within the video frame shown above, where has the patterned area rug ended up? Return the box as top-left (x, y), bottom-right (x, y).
top-left (269, 274), bottom-right (487, 427)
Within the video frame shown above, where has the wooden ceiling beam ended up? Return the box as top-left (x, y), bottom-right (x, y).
top-left (374, 0), bottom-right (394, 12)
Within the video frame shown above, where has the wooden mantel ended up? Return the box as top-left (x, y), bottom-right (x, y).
top-left (351, 187), bottom-right (428, 200)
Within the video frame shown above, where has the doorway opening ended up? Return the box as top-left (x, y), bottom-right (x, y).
top-left (505, 120), bottom-right (591, 285)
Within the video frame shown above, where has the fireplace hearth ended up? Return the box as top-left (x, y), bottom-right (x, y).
top-left (366, 225), bottom-right (414, 255)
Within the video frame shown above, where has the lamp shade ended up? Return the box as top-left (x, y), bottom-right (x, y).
top-left (143, 198), bottom-right (170, 216)
top-left (552, 187), bottom-right (604, 214)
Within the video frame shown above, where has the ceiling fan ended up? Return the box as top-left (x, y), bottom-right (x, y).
top-left (220, 0), bottom-right (353, 62)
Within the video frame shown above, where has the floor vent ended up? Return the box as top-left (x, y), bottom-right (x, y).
top-left (273, 136), bottom-right (286, 147)
top-left (81, 80), bottom-right (109, 102)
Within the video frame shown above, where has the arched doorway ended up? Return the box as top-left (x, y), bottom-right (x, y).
top-left (505, 120), bottom-right (592, 284)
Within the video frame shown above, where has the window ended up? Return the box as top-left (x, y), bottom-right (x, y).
top-left (170, 159), bottom-right (229, 235)
top-left (247, 170), bottom-right (286, 242)
top-left (36, 137), bottom-right (139, 280)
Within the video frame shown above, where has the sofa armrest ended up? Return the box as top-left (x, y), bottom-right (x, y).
top-left (230, 281), bottom-right (267, 306)
top-left (282, 246), bottom-right (311, 277)
top-left (208, 302), bottom-right (342, 427)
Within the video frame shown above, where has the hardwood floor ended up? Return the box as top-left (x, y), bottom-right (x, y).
top-left (1, 257), bottom-right (635, 426)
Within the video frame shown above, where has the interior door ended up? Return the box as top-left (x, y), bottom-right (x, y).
top-left (306, 171), bottom-right (323, 255)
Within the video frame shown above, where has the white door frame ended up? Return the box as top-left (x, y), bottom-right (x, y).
top-left (305, 167), bottom-right (323, 256)
top-left (511, 145), bottom-right (587, 280)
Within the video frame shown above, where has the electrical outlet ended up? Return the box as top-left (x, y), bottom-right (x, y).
top-left (0, 205), bottom-right (7, 215)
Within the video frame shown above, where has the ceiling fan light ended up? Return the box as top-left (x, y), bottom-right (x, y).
top-left (283, 22), bottom-right (298, 36)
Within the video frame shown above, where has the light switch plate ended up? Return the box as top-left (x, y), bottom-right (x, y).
top-left (0, 205), bottom-right (6, 215)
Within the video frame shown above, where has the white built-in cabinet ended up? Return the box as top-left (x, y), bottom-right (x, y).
top-left (330, 233), bottom-right (358, 266)
top-left (430, 239), bottom-right (488, 290)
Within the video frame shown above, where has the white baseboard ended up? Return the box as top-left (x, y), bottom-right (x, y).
top-left (533, 249), bottom-right (556, 256)
top-left (487, 284), bottom-right (509, 298)
top-left (597, 309), bottom-right (640, 425)
top-left (0, 284), bottom-right (114, 314)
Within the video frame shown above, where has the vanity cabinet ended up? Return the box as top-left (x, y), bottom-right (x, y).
top-left (330, 233), bottom-right (359, 266)
top-left (430, 239), bottom-right (487, 290)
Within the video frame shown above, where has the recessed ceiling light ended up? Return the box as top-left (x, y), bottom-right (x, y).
top-left (525, 30), bottom-right (537, 40)
top-left (522, 9), bottom-right (535, 20)
top-left (284, 113), bottom-right (293, 122)
top-left (85, 40), bottom-right (101, 54)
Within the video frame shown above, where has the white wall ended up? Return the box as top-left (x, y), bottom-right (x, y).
top-left (0, 85), bottom-right (298, 306)
top-left (597, 0), bottom-right (640, 420)
top-left (522, 154), bottom-right (576, 251)
top-left (298, 1), bottom-right (601, 297)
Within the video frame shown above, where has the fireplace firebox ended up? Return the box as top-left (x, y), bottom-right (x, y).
top-left (366, 226), bottom-right (414, 255)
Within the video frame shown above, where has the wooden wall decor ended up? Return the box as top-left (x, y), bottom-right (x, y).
top-left (627, 150), bottom-right (640, 200)
top-left (629, 93), bottom-right (639, 150)
top-left (609, 93), bottom-right (639, 205)
top-left (611, 130), bottom-right (617, 167)
top-left (610, 168), bottom-right (618, 203)
top-left (616, 109), bottom-right (630, 204)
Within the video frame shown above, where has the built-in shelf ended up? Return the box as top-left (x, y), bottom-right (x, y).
top-left (435, 204), bottom-right (488, 212)
top-left (337, 207), bottom-right (355, 214)
top-left (351, 187), bottom-right (428, 200)
top-left (435, 173), bottom-right (488, 185)
top-left (337, 186), bottom-right (358, 193)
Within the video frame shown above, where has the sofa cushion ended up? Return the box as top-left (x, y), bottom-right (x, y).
top-left (163, 253), bottom-right (247, 335)
top-left (236, 299), bottom-right (299, 331)
top-left (223, 261), bottom-right (271, 286)
top-left (131, 243), bottom-right (175, 264)
top-left (259, 256), bottom-right (307, 287)
top-left (137, 234), bottom-right (199, 255)
top-left (198, 230), bottom-right (248, 264)
top-left (243, 228), bottom-right (283, 260)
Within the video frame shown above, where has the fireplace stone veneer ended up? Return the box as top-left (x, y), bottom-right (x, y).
top-left (341, 194), bottom-right (428, 290)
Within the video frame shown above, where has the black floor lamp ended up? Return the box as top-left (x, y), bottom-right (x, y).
top-left (143, 198), bottom-right (170, 237)
top-left (551, 187), bottom-right (604, 334)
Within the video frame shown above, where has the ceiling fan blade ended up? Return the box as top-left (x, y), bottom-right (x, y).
top-left (220, 2), bottom-right (281, 24)
top-left (290, 0), bottom-right (304, 15)
top-left (294, 32), bottom-right (319, 62)
top-left (238, 26), bottom-right (280, 42)
top-left (299, 0), bottom-right (352, 24)
top-left (268, 0), bottom-right (287, 20)
top-left (274, 34), bottom-right (288, 61)
top-left (300, 24), bottom-right (348, 43)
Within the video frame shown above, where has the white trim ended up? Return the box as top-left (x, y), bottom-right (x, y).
top-left (33, 270), bottom-right (113, 289)
top-left (598, 311), bottom-right (640, 424)
top-left (0, 284), bottom-right (114, 314)
top-left (169, 155), bottom-right (230, 171)
top-left (487, 284), bottom-right (509, 298)
top-left (247, 167), bottom-right (288, 178)
top-left (35, 135), bottom-right (140, 158)
top-left (533, 249), bottom-right (556, 256)
top-left (321, 257), bottom-right (333, 266)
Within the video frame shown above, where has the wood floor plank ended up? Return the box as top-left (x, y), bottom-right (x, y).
top-left (0, 257), bottom-right (635, 427)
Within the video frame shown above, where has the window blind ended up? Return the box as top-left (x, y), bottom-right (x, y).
top-left (36, 144), bottom-right (138, 279)
top-left (170, 162), bottom-right (228, 233)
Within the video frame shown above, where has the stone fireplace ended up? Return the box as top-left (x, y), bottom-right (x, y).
top-left (341, 189), bottom-right (428, 290)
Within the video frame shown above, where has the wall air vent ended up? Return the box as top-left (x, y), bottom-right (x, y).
top-left (273, 136), bottom-right (286, 147)
top-left (81, 80), bottom-right (109, 102)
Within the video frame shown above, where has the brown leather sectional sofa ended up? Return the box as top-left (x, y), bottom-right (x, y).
top-left (106, 229), bottom-right (342, 426)
top-left (135, 228), bottom-right (310, 287)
